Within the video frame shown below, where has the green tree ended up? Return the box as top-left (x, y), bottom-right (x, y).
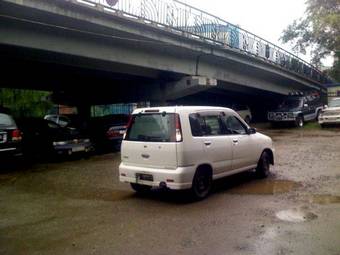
top-left (281, 0), bottom-right (340, 81)
top-left (0, 88), bottom-right (52, 119)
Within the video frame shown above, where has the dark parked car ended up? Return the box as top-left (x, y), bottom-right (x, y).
top-left (0, 111), bottom-right (22, 158)
top-left (268, 91), bottom-right (323, 127)
top-left (19, 118), bottom-right (92, 158)
top-left (89, 114), bottom-right (129, 151)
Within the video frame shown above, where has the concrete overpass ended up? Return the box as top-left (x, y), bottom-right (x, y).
top-left (0, 0), bottom-right (330, 106)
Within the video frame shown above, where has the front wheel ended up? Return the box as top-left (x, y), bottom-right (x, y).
top-left (256, 152), bottom-right (270, 178)
top-left (295, 116), bottom-right (304, 128)
top-left (130, 183), bottom-right (152, 193)
top-left (191, 169), bottom-right (212, 200)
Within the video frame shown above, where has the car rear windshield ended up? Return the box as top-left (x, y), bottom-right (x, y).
top-left (0, 113), bottom-right (15, 126)
top-left (125, 113), bottom-right (176, 142)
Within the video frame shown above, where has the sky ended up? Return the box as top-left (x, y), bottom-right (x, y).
top-left (182, 0), bottom-right (333, 66)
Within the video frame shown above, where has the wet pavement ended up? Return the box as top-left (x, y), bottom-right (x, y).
top-left (0, 125), bottom-right (340, 254)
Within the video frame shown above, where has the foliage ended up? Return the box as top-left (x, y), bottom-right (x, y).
top-left (0, 88), bottom-right (52, 118)
top-left (328, 52), bottom-right (340, 80)
top-left (281, 0), bottom-right (340, 80)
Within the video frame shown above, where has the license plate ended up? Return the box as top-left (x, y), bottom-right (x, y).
top-left (136, 173), bottom-right (153, 182)
top-left (72, 146), bottom-right (85, 152)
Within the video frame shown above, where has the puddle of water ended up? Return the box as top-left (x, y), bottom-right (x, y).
top-left (311, 195), bottom-right (340, 205)
top-left (276, 208), bottom-right (318, 223)
top-left (229, 180), bottom-right (300, 195)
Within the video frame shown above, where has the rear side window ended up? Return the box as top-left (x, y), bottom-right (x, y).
top-left (189, 113), bottom-right (224, 137)
top-left (125, 114), bottom-right (176, 142)
top-left (0, 113), bottom-right (15, 126)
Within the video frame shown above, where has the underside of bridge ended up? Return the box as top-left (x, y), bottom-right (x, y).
top-left (0, 0), bottom-right (327, 121)
top-left (1, 44), bottom-right (282, 110)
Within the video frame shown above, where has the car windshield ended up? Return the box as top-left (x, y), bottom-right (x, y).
top-left (279, 99), bottom-right (302, 109)
top-left (0, 113), bottom-right (15, 126)
top-left (329, 99), bottom-right (340, 108)
top-left (125, 113), bottom-right (176, 142)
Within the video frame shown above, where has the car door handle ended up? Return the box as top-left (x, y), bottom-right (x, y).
top-left (204, 141), bottom-right (212, 146)
top-left (233, 139), bottom-right (239, 144)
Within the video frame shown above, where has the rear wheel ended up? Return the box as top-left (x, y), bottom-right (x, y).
top-left (256, 152), bottom-right (270, 178)
top-left (295, 116), bottom-right (304, 128)
top-left (191, 168), bottom-right (212, 200)
top-left (130, 183), bottom-right (152, 193)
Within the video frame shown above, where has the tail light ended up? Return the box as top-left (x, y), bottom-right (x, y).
top-left (106, 129), bottom-right (119, 138)
top-left (175, 114), bottom-right (183, 142)
top-left (123, 115), bottom-right (133, 140)
top-left (12, 129), bottom-right (22, 141)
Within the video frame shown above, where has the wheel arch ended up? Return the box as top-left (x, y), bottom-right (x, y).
top-left (195, 163), bottom-right (213, 177)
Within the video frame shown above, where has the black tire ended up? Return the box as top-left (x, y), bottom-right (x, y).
top-left (256, 152), bottom-right (270, 178)
top-left (191, 168), bottom-right (212, 200)
top-left (295, 116), bottom-right (304, 128)
top-left (320, 124), bottom-right (327, 129)
top-left (130, 183), bottom-right (152, 193)
top-left (245, 116), bottom-right (251, 125)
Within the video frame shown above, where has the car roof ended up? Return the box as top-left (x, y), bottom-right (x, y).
top-left (133, 106), bottom-right (235, 114)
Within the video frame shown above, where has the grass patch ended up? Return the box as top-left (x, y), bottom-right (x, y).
top-left (303, 122), bottom-right (321, 130)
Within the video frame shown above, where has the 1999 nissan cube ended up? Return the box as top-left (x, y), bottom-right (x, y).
top-left (119, 106), bottom-right (274, 199)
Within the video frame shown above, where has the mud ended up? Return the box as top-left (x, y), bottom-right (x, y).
top-left (311, 194), bottom-right (340, 205)
top-left (229, 180), bottom-right (301, 195)
top-left (1, 126), bottom-right (340, 255)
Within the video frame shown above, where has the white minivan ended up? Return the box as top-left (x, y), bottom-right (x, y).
top-left (119, 106), bottom-right (274, 199)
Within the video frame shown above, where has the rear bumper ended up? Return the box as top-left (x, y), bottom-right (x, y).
top-left (119, 163), bottom-right (196, 190)
top-left (0, 146), bottom-right (22, 157)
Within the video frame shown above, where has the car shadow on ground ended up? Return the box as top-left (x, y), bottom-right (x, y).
top-left (133, 171), bottom-right (276, 204)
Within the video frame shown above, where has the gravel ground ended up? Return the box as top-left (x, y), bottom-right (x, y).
top-left (0, 126), bottom-right (340, 255)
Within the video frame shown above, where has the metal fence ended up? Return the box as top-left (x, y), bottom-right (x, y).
top-left (71, 0), bottom-right (330, 84)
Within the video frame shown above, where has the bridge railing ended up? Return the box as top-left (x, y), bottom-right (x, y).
top-left (72, 0), bottom-right (330, 84)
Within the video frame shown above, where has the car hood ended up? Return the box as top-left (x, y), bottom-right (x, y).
top-left (270, 107), bottom-right (301, 113)
top-left (323, 107), bottom-right (340, 113)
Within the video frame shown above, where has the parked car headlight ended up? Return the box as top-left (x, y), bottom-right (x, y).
top-left (83, 139), bottom-right (90, 143)
top-left (53, 141), bottom-right (67, 146)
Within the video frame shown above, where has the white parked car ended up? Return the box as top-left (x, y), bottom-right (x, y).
top-left (119, 106), bottom-right (274, 199)
top-left (319, 98), bottom-right (340, 127)
top-left (232, 104), bottom-right (252, 124)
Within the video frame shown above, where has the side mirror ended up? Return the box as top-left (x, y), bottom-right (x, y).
top-left (247, 127), bottom-right (257, 135)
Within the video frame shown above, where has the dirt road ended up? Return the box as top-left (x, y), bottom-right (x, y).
top-left (0, 126), bottom-right (340, 255)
